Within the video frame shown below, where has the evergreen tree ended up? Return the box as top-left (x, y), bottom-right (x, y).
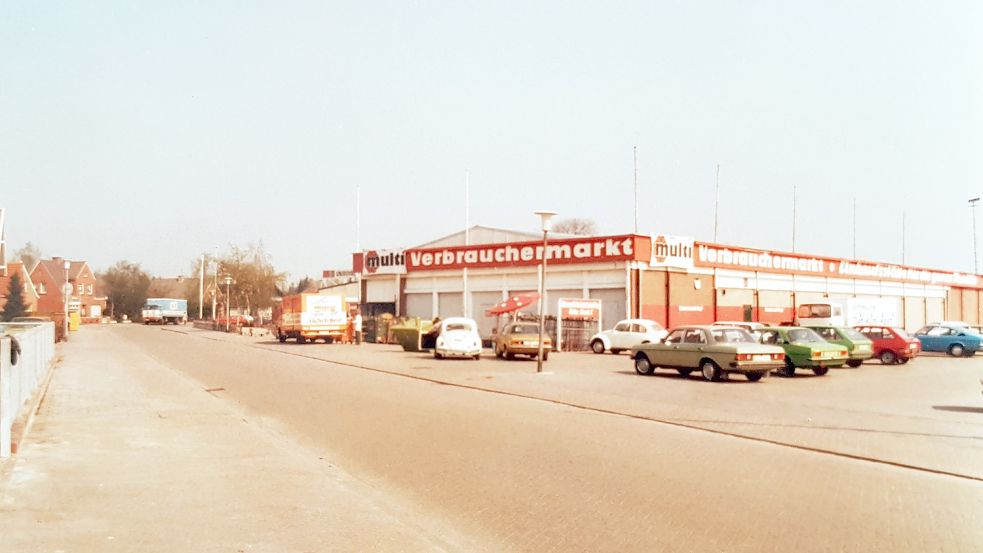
top-left (2, 272), bottom-right (28, 321)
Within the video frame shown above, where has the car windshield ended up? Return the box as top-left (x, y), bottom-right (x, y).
top-left (839, 328), bottom-right (868, 341)
top-left (787, 328), bottom-right (825, 344)
top-left (710, 328), bottom-right (756, 343)
top-left (511, 324), bottom-right (539, 334)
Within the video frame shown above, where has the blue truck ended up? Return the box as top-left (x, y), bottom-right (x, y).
top-left (142, 298), bottom-right (188, 325)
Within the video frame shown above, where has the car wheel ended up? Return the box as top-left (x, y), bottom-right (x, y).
top-left (813, 366), bottom-right (829, 376)
top-left (591, 340), bottom-right (605, 354)
top-left (277, 334), bottom-right (286, 343)
top-left (506, 350), bottom-right (516, 360)
top-left (745, 372), bottom-right (765, 382)
top-left (700, 360), bottom-right (721, 382)
top-left (495, 345), bottom-right (504, 358)
top-left (782, 358), bottom-right (796, 377)
top-left (846, 359), bottom-right (863, 368)
top-left (899, 357), bottom-right (910, 364)
top-left (611, 348), bottom-right (622, 355)
top-left (542, 351), bottom-right (549, 361)
top-left (296, 336), bottom-right (306, 344)
top-left (473, 354), bottom-right (481, 360)
top-left (634, 355), bottom-right (654, 375)
top-left (879, 350), bottom-right (897, 365)
top-left (434, 351), bottom-right (442, 359)
top-left (676, 369), bottom-right (692, 378)
top-left (949, 344), bottom-right (965, 357)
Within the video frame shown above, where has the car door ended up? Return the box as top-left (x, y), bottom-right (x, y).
top-left (914, 326), bottom-right (940, 352)
top-left (629, 323), bottom-right (650, 347)
top-left (609, 321), bottom-right (632, 349)
top-left (659, 329), bottom-right (686, 366)
top-left (678, 328), bottom-right (709, 368)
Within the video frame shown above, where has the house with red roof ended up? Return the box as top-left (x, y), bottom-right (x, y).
top-left (30, 257), bottom-right (106, 318)
top-left (0, 261), bottom-right (40, 315)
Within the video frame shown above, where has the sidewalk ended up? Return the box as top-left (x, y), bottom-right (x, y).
top-left (0, 327), bottom-right (476, 553)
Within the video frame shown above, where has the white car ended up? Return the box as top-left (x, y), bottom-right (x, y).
top-left (434, 317), bottom-right (483, 360)
top-left (590, 319), bottom-right (667, 354)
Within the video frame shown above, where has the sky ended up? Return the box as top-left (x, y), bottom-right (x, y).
top-left (2, 1), bottom-right (981, 281)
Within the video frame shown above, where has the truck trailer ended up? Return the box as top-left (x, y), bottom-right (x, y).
top-left (276, 293), bottom-right (348, 343)
top-left (142, 298), bottom-right (188, 325)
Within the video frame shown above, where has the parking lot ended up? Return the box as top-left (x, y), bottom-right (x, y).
top-left (185, 326), bottom-right (983, 481)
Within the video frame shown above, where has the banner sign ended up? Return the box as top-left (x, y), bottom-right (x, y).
top-left (695, 242), bottom-right (981, 289)
top-left (406, 235), bottom-right (648, 272)
top-left (353, 249), bottom-right (406, 275)
top-left (558, 298), bottom-right (602, 321)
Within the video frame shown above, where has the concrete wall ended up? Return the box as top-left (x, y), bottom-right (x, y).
top-left (1, 321), bottom-right (55, 457)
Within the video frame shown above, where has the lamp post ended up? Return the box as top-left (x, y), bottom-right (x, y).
top-left (63, 259), bottom-right (71, 341)
top-left (198, 253), bottom-right (205, 320)
top-left (534, 210), bottom-right (557, 373)
top-left (970, 197), bottom-right (980, 273)
top-left (223, 275), bottom-right (234, 332)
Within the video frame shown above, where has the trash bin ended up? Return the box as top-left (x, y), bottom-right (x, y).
top-left (69, 312), bottom-right (81, 331)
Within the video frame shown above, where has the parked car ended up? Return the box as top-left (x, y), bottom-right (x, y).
top-left (631, 325), bottom-right (785, 382)
top-left (809, 326), bottom-right (875, 368)
top-left (855, 326), bottom-right (921, 365)
top-left (590, 318), bottom-right (667, 354)
top-left (712, 321), bottom-right (767, 331)
top-left (494, 321), bottom-right (551, 360)
top-left (913, 324), bottom-right (981, 357)
top-left (433, 317), bottom-right (482, 360)
top-left (756, 327), bottom-right (848, 376)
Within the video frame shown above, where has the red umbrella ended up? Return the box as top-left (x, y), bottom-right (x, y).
top-left (485, 293), bottom-right (541, 316)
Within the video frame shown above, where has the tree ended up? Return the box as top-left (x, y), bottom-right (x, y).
top-left (551, 218), bottom-right (598, 236)
top-left (1, 271), bottom-right (28, 321)
top-left (288, 276), bottom-right (315, 295)
top-left (14, 242), bottom-right (42, 271)
top-left (101, 261), bottom-right (151, 322)
top-left (182, 243), bottom-right (285, 318)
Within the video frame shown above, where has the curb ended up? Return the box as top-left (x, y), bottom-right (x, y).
top-left (9, 356), bottom-right (59, 455)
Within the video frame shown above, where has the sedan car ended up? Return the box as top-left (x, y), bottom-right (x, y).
top-left (756, 327), bottom-right (848, 376)
top-left (433, 317), bottom-right (482, 360)
top-left (810, 326), bottom-right (874, 367)
top-left (631, 325), bottom-right (785, 382)
top-left (855, 325), bottom-right (920, 364)
top-left (913, 324), bottom-right (981, 357)
top-left (494, 321), bottom-right (551, 360)
top-left (590, 318), bottom-right (667, 354)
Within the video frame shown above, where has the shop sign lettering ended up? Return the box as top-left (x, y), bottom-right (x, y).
top-left (406, 235), bottom-right (643, 271)
top-left (650, 234), bottom-right (694, 269)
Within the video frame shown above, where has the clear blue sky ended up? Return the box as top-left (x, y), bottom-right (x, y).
top-left (2, 1), bottom-right (980, 280)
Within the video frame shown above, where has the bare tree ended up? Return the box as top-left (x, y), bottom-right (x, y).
top-left (551, 218), bottom-right (598, 236)
top-left (14, 242), bottom-right (42, 270)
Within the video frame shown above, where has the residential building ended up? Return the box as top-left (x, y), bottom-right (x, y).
top-left (30, 257), bottom-right (106, 318)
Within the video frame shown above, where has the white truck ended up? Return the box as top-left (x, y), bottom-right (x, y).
top-left (142, 298), bottom-right (188, 325)
top-left (795, 298), bottom-right (900, 328)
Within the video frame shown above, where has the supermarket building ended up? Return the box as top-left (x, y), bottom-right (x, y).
top-left (353, 226), bottom-right (981, 339)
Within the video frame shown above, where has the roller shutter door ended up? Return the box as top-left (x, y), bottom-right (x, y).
top-left (589, 288), bottom-right (626, 329)
top-left (405, 293), bottom-right (433, 318)
top-left (472, 291), bottom-right (504, 339)
top-left (903, 297), bottom-right (926, 332)
top-left (437, 292), bottom-right (464, 319)
top-left (926, 297), bottom-right (945, 325)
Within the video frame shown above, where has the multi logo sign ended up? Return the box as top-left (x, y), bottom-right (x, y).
top-left (355, 249), bottom-right (406, 275)
top-left (649, 234), bottom-right (694, 269)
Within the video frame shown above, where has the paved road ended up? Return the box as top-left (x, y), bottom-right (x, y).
top-left (5, 325), bottom-right (983, 551)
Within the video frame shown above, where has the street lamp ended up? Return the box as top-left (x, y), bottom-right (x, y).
top-left (534, 210), bottom-right (557, 374)
top-left (222, 275), bottom-right (235, 332)
top-left (63, 259), bottom-right (70, 342)
top-left (970, 197), bottom-right (980, 273)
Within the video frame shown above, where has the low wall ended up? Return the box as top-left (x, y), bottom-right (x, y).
top-left (1, 322), bottom-right (56, 457)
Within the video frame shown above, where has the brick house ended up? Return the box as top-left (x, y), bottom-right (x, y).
top-left (0, 261), bottom-right (40, 315)
top-left (30, 257), bottom-right (106, 318)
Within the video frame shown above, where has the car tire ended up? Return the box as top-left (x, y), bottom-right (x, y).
top-left (611, 349), bottom-right (622, 355)
top-left (676, 369), bottom-right (692, 378)
top-left (277, 334), bottom-right (286, 343)
top-left (542, 351), bottom-right (549, 361)
top-left (745, 372), bottom-right (765, 382)
top-left (591, 340), bottom-right (605, 354)
top-left (634, 355), bottom-right (654, 375)
top-left (473, 354), bottom-right (481, 360)
top-left (846, 359), bottom-right (863, 368)
top-left (782, 358), bottom-right (796, 377)
top-left (813, 366), bottom-right (829, 376)
top-left (296, 336), bottom-right (306, 344)
top-left (949, 344), bottom-right (965, 357)
top-left (495, 345), bottom-right (504, 358)
top-left (899, 357), bottom-right (910, 364)
top-left (879, 350), bottom-right (897, 365)
top-left (700, 360), bottom-right (721, 382)
top-left (434, 351), bottom-right (442, 359)
top-left (506, 350), bottom-right (516, 360)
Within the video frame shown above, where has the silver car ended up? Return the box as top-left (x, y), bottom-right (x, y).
top-left (590, 319), bottom-right (668, 354)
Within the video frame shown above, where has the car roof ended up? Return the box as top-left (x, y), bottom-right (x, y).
top-left (442, 317), bottom-right (476, 325)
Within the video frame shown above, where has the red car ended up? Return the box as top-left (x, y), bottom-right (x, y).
top-left (855, 326), bottom-right (921, 364)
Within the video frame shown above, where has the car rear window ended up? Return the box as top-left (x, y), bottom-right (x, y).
top-left (445, 323), bottom-right (473, 332)
top-left (711, 328), bottom-right (756, 343)
top-left (840, 328), bottom-right (868, 341)
top-left (788, 328), bottom-right (825, 344)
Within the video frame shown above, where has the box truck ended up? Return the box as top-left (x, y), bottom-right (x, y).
top-left (142, 298), bottom-right (188, 325)
top-left (795, 297), bottom-right (900, 328)
top-left (276, 293), bottom-right (348, 343)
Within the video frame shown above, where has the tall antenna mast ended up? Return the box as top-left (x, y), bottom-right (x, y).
top-left (713, 164), bottom-right (720, 242)
top-left (633, 146), bottom-right (638, 234)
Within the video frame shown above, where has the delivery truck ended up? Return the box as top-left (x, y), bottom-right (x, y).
top-left (142, 298), bottom-right (188, 325)
top-left (795, 297), bottom-right (900, 328)
top-left (276, 293), bottom-right (348, 343)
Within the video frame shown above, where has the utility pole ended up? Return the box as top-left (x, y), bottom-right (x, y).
top-left (971, 197), bottom-right (980, 273)
top-left (633, 146), bottom-right (638, 234)
top-left (901, 210), bottom-right (906, 265)
top-left (852, 197), bottom-right (856, 258)
top-left (713, 164), bottom-right (720, 242)
top-left (198, 253), bottom-right (204, 320)
top-left (355, 184), bottom-right (361, 253)
top-left (791, 184), bottom-right (797, 252)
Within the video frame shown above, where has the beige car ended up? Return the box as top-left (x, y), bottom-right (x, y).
top-left (494, 322), bottom-right (552, 360)
top-left (631, 325), bottom-right (786, 382)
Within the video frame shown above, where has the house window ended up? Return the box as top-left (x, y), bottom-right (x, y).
top-left (78, 284), bottom-right (84, 296)
top-left (86, 284), bottom-right (93, 295)
top-left (38, 282), bottom-right (47, 294)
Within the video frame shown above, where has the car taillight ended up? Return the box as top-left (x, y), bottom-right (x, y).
top-left (811, 351), bottom-right (822, 359)
top-left (736, 353), bottom-right (752, 361)
top-left (772, 352), bottom-right (785, 360)
top-left (511, 339), bottom-right (523, 345)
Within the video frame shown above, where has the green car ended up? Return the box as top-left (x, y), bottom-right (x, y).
top-left (809, 326), bottom-right (874, 368)
top-left (756, 327), bottom-right (849, 377)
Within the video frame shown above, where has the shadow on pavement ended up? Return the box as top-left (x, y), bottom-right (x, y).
top-left (932, 405), bottom-right (983, 415)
